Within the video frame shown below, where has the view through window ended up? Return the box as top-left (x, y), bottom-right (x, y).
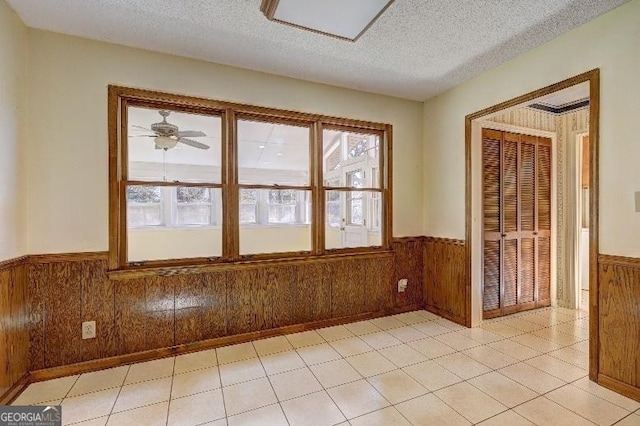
top-left (110, 87), bottom-right (390, 268)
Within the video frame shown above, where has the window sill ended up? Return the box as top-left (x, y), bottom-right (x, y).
top-left (107, 248), bottom-right (392, 280)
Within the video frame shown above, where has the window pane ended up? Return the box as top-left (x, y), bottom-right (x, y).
top-left (127, 186), bottom-right (222, 262)
top-left (128, 106), bottom-right (222, 183)
top-left (346, 169), bottom-right (365, 188)
top-left (238, 119), bottom-right (310, 186)
top-left (177, 187), bottom-right (211, 203)
top-left (127, 186), bottom-right (163, 227)
top-left (177, 205), bottom-right (211, 225)
top-left (240, 189), bottom-right (311, 255)
top-left (176, 187), bottom-right (217, 226)
top-left (348, 136), bottom-right (369, 158)
top-left (325, 191), bottom-right (382, 249)
top-left (348, 197), bottom-right (363, 225)
top-left (240, 189), bottom-right (258, 224)
top-left (323, 129), bottom-right (380, 188)
top-left (327, 194), bottom-right (341, 228)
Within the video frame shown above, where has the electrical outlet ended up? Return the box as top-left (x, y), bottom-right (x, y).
top-left (82, 321), bottom-right (96, 339)
top-left (398, 279), bottom-right (408, 293)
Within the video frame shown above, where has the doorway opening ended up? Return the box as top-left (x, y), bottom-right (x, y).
top-left (464, 69), bottom-right (600, 380)
top-left (576, 132), bottom-right (590, 311)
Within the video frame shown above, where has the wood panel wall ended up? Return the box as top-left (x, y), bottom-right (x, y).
top-left (598, 254), bottom-right (640, 402)
top-left (26, 239), bottom-right (421, 372)
top-left (423, 238), bottom-right (467, 326)
top-left (0, 257), bottom-right (30, 403)
top-left (392, 238), bottom-right (424, 308)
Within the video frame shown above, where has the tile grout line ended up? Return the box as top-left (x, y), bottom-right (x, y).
top-left (162, 357), bottom-right (176, 426)
top-left (564, 379), bottom-right (640, 412)
top-left (103, 364), bottom-right (131, 424)
top-left (301, 341), bottom-right (399, 424)
top-left (249, 340), bottom-right (290, 425)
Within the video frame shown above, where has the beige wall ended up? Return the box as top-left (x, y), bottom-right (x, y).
top-left (0, 0), bottom-right (27, 261)
top-left (25, 31), bottom-right (424, 254)
top-left (423, 0), bottom-right (640, 258)
top-left (129, 226), bottom-right (314, 261)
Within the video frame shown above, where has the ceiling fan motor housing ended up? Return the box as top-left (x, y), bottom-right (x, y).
top-left (150, 110), bottom-right (179, 136)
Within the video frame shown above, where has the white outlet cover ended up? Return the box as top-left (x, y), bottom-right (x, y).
top-left (82, 321), bottom-right (96, 339)
top-left (398, 279), bottom-right (408, 292)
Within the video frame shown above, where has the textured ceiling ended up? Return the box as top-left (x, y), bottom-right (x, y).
top-left (7, 0), bottom-right (630, 101)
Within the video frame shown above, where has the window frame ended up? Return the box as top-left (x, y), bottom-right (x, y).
top-left (108, 86), bottom-right (392, 272)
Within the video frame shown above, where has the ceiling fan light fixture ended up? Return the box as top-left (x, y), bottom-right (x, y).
top-left (154, 136), bottom-right (179, 150)
top-left (260, 0), bottom-right (394, 42)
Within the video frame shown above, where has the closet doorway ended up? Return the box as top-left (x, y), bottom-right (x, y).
top-left (465, 69), bottom-right (600, 381)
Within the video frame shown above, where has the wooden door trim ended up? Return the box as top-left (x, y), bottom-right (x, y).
top-left (465, 69), bottom-right (600, 380)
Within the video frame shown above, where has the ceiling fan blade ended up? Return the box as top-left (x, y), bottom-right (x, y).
top-left (177, 130), bottom-right (207, 138)
top-left (179, 138), bottom-right (210, 150)
top-left (131, 124), bottom-right (153, 131)
top-left (129, 135), bottom-right (156, 138)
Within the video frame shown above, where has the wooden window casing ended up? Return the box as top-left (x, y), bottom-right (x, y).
top-left (108, 86), bottom-right (392, 272)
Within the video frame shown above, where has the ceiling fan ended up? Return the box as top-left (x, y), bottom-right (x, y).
top-left (130, 110), bottom-right (210, 150)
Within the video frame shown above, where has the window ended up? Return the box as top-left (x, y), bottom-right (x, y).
top-left (176, 187), bottom-right (216, 226)
top-left (325, 179), bottom-right (341, 228)
top-left (239, 189), bottom-right (258, 224)
top-left (268, 189), bottom-right (300, 224)
top-left (323, 128), bottom-right (383, 249)
top-left (109, 86), bottom-right (390, 269)
top-left (237, 118), bottom-right (311, 255)
top-left (127, 186), bottom-right (163, 228)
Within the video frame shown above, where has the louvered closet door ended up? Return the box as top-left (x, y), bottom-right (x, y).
top-left (536, 138), bottom-right (552, 305)
top-left (502, 132), bottom-right (520, 313)
top-left (482, 130), bottom-right (552, 319)
top-left (520, 135), bottom-right (537, 306)
top-left (482, 129), bottom-right (502, 314)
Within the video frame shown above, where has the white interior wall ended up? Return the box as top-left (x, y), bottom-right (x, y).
top-left (423, 0), bottom-right (640, 258)
top-left (0, 0), bottom-right (27, 261)
top-left (25, 30), bottom-right (424, 254)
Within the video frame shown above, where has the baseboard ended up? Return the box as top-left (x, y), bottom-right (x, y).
top-left (30, 303), bottom-right (423, 383)
top-left (598, 374), bottom-right (640, 403)
top-left (424, 304), bottom-right (466, 327)
top-left (0, 373), bottom-right (30, 405)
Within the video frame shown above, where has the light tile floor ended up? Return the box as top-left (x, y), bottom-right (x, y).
top-left (12, 302), bottom-right (640, 425)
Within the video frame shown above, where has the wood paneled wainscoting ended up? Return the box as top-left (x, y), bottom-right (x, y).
top-left (0, 256), bottom-right (30, 404)
top-left (597, 254), bottom-right (640, 402)
top-left (423, 237), bottom-right (468, 326)
top-left (6, 237), bottom-right (422, 388)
